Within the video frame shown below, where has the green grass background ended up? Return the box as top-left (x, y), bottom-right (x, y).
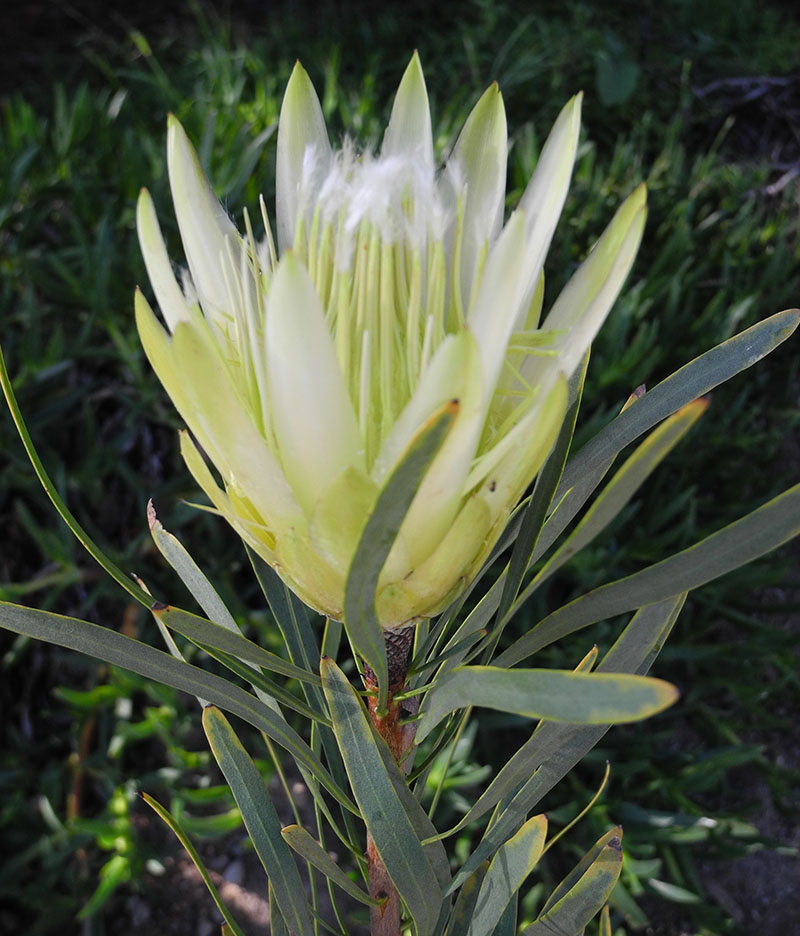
top-left (1, 1), bottom-right (799, 933)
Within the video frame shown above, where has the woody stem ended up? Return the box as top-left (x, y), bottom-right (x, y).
top-left (363, 625), bottom-right (418, 936)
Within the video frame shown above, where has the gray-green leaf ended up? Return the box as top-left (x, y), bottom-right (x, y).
top-left (417, 665), bottom-right (678, 742)
top-left (203, 707), bottom-right (314, 936)
top-left (321, 657), bottom-right (443, 936)
top-left (344, 400), bottom-right (457, 710)
top-left (467, 814), bottom-right (547, 936)
top-left (498, 481), bottom-right (800, 668)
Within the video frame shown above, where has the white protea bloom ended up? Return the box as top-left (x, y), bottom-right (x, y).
top-left (135, 53), bottom-right (647, 627)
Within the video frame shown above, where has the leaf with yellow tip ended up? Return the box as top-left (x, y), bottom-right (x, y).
top-left (417, 665), bottom-right (678, 743)
top-left (467, 814), bottom-right (547, 936)
top-left (525, 828), bottom-right (623, 935)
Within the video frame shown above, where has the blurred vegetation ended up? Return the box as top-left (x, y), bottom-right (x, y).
top-left (1, 0), bottom-right (798, 933)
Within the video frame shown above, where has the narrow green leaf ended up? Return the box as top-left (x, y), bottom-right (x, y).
top-left (535, 309), bottom-right (799, 562)
top-left (281, 824), bottom-right (378, 906)
top-left (598, 904), bottom-right (612, 936)
top-left (499, 481), bottom-right (800, 668)
top-left (509, 600), bottom-right (684, 823)
top-left (148, 501), bottom-right (240, 631)
top-left (448, 863), bottom-right (489, 936)
top-left (198, 646), bottom-right (331, 725)
top-left (467, 815), bottom-right (547, 936)
top-left (417, 666), bottom-right (678, 742)
top-left (202, 707), bottom-right (315, 936)
top-left (526, 829), bottom-right (623, 934)
top-left (372, 715), bottom-right (451, 890)
top-left (493, 893), bottom-right (518, 936)
top-left (156, 605), bottom-right (321, 686)
top-left (530, 398), bottom-right (708, 591)
top-left (321, 657), bottom-right (443, 936)
top-left (269, 882), bottom-right (291, 936)
top-left (647, 879), bottom-right (701, 904)
top-left (248, 550), bottom-right (360, 847)
top-left (249, 550), bottom-right (321, 677)
top-left (77, 854), bottom-right (131, 920)
top-left (0, 601), bottom-right (356, 814)
top-left (425, 575), bottom-right (505, 684)
top-left (540, 828), bottom-right (620, 915)
top-left (443, 596), bottom-right (685, 888)
top-left (0, 342), bottom-right (152, 608)
top-left (609, 880), bottom-right (649, 928)
top-left (492, 352), bottom-right (589, 645)
top-left (344, 400), bottom-right (457, 710)
top-left (142, 792), bottom-right (247, 936)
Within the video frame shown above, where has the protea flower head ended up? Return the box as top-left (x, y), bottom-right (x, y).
top-left (135, 53), bottom-right (646, 627)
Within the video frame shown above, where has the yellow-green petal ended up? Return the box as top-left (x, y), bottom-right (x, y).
top-left (309, 465), bottom-right (379, 574)
top-left (381, 51), bottom-right (434, 170)
top-left (376, 331), bottom-right (484, 569)
top-left (166, 115), bottom-right (239, 321)
top-left (467, 211), bottom-right (529, 396)
top-left (136, 188), bottom-right (193, 332)
top-left (170, 321), bottom-right (303, 532)
top-left (516, 94), bottom-right (583, 312)
top-left (378, 492), bottom-right (492, 623)
top-left (447, 82), bottom-right (508, 305)
top-left (276, 61), bottom-right (331, 254)
top-left (266, 253), bottom-right (364, 516)
top-left (538, 184), bottom-right (647, 378)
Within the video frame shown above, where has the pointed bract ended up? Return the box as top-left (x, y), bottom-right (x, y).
top-left (517, 94), bottom-right (583, 310)
top-left (266, 253), bottom-right (364, 515)
top-left (447, 82), bottom-right (508, 308)
top-left (381, 52), bottom-right (434, 171)
top-left (166, 116), bottom-right (239, 325)
top-left (136, 188), bottom-right (193, 331)
top-left (276, 62), bottom-right (332, 254)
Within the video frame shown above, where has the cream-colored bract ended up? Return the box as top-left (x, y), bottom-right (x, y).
top-left (135, 53), bottom-right (647, 626)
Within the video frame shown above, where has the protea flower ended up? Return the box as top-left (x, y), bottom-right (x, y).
top-left (135, 53), bottom-right (646, 628)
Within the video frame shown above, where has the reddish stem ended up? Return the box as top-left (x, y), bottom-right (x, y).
top-left (363, 626), bottom-right (418, 936)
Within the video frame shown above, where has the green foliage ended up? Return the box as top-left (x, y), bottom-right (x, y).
top-left (1, 1), bottom-right (799, 933)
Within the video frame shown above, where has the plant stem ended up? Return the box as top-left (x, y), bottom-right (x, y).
top-left (363, 625), bottom-right (419, 936)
